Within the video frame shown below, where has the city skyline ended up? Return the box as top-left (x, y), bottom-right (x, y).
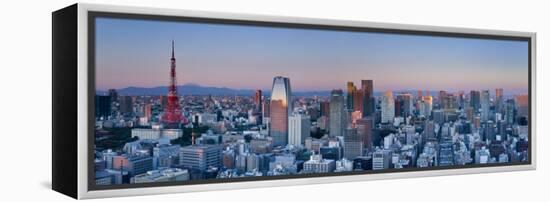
top-left (93, 18), bottom-right (530, 186)
top-left (95, 17), bottom-right (529, 93)
top-left (95, 81), bottom-right (528, 97)
top-left (94, 72), bottom-right (530, 185)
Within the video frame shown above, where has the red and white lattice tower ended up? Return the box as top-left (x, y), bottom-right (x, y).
top-left (162, 41), bottom-right (187, 128)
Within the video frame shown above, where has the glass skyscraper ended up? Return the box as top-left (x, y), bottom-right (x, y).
top-left (329, 89), bottom-right (345, 137)
top-left (381, 91), bottom-right (395, 123)
top-left (481, 90), bottom-right (490, 122)
top-left (361, 80), bottom-right (374, 117)
top-left (269, 76), bottom-right (292, 146)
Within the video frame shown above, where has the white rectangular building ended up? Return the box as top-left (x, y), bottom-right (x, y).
top-left (288, 114), bottom-right (311, 146)
top-left (131, 128), bottom-right (183, 140)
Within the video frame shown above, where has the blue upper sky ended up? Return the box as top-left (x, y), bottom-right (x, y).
top-left (95, 17), bottom-right (529, 95)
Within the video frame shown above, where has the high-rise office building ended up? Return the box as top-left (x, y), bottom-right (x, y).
top-left (395, 93), bottom-right (413, 118)
top-left (481, 90), bottom-right (490, 122)
top-left (433, 109), bottom-right (445, 125)
top-left (443, 93), bottom-right (456, 109)
top-left (96, 95), bottom-right (111, 120)
top-left (505, 99), bottom-right (516, 124)
top-left (320, 101), bottom-right (330, 117)
top-left (288, 113), bottom-right (311, 146)
top-left (254, 90), bottom-right (262, 111)
top-left (269, 76), bottom-right (292, 146)
top-left (344, 127), bottom-right (363, 160)
top-left (438, 123), bottom-right (454, 166)
top-left (119, 96), bottom-right (134, 115)
top-left (262, 98), bottom-right (270, 118)
top-left (438, 90), bottom-right (447, 109)
top-left (457, 91), bottom-right (466, 109)
top-left (394, 99), bottom-right (401, 118)
top-left (473, 116), bottom-right (481, 129)
top-left (254, 90), bottom-right (263, 125)
top-left (329, 89), bottom-right (345, 137)
top-left (381, 91), bottom-right (395, 123)
top-left (470, 90), bottom-right (481, 111)
top-left (353, 89), bottom-right (364, 113)
top-left (356, 116), bottom-right (373, 152)
top-left (346, 82), bottom-right (356, 111)
top-left (440, 122), bottom-right (452, 137)
top-left (496, 119), bottom-right (507, 138)
top-left (465, 106), bottom-right (474, 122)
top-left (484, 120), bottom-right (495, 142)
top-left (495, 88), bottom-right (504, 114)
top-left (361, 80), bottom-right (374, 117)
top-left (424, 120), bottom-right (436, 142)
top-left (420, 95), bottom-right (433, 118)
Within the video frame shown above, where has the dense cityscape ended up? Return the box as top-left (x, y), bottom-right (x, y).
top-left (93, 43), bottom-right (529, 186)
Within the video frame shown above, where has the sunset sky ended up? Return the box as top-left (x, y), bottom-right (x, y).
top-left (95, 17), bottom-right (529, 94)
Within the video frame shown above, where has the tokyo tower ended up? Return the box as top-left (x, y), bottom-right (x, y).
top-left (162, 40), bottom-right (187, 128)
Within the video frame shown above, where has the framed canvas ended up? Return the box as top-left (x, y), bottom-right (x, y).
top-left (52, 3), bottom-right (536, 199)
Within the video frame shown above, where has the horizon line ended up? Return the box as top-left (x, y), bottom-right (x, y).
top-left (95, 83), bottom-right (529, 95)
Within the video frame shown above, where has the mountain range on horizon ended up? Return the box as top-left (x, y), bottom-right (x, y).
top-left (96, 84), bottom-right (331, 97)
top-left (96, 84), bottom-right (527, 97)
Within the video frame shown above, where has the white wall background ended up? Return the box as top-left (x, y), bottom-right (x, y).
top-left (0, 0), bottom-right (546, 201)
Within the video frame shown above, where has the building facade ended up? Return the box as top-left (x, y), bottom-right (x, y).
top-left (269, 76), bottom-right (292, 146)
top-left (288, 113), bottom-right (311, 146)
